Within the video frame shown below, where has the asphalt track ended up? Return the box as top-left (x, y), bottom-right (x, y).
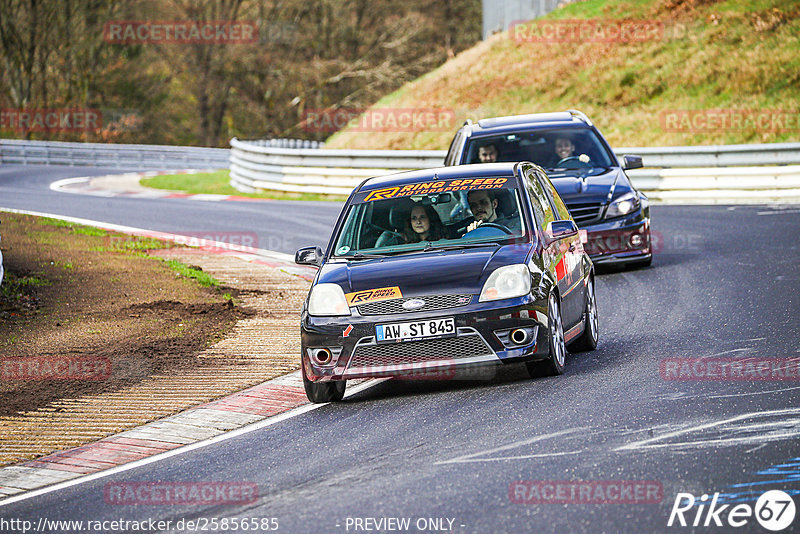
top-left (0, 165), bottom-right (339, 254)
top-left (1, 165), bottom-right (800, 533)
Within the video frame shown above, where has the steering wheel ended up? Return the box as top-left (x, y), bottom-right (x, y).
top-left (463, 222), bottom-right (513, 238)
top-left (367, 221), bottom-right (402, 237)
top-left (556, 156), bottom-right (592, 169)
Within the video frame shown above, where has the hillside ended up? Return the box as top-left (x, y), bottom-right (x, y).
top-left (326, 0), bottom-right (800, 150)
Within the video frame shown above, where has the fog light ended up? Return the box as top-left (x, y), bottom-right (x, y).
top-left (630, 234), bottom-right (643, 247)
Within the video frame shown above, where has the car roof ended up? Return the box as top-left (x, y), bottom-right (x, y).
top-left (357, 163), bottom-right (521, 192)
top-left (463, 110), bottom-right (594, 138)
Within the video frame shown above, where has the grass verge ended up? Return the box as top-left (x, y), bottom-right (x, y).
top-left (140, 170), bottom-right (348, 202)
top-left (36, 216), bottom-right (222, 285)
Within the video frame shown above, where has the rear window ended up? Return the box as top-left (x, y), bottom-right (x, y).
top-left (333, 176), bottom-right (528, 257)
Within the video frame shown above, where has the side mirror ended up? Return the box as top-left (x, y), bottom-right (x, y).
top-left (295, 246), bottom-right (323, 267)
top-left (545, 220), bottom-right (579, 243)
top-left (622, 155), bottom-right (643, 170)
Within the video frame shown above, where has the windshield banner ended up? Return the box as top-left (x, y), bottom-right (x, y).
top-left (359, 177), bottom-right (510, 203)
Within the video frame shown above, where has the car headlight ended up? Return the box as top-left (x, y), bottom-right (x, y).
top-left (308, 283), bottom-right (351, 316)
top-left (605, 192), bottom-right (640, 219)
top-left (479, 264), bottom-right (531, 302)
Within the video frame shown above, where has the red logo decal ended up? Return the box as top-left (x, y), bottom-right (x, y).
top-left (343, 325), bottom-right (353, 338)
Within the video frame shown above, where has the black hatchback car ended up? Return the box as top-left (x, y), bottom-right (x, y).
top-left (295, 162), bottom-right (598, 403)
top-left (444, 110), bottom-right (651, 267)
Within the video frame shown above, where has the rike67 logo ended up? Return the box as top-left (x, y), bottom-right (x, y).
top-left (668, 490), bottom-right (796, 531)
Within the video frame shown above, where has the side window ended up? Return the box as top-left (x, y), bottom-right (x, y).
top-left (524, 168), bottom-right (555, 233)
top-left (444, 130), bottom-right (464, 166)
top-left (539, 171), bottom-right (572, 221)
top-left (533, 170), bottom-right (570, 221)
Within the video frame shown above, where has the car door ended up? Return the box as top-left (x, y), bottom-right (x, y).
top-left (523, 168), bottom-right (575, 322)
top-left (532, 168), bottom-right (585, 328)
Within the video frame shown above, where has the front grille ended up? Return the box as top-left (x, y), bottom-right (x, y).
top-left (357, 294), bottom-right (472, 316)
top-left (566, 201), bottom-right (604, 226)
top-left (348, 335), bottom-right (493, 368)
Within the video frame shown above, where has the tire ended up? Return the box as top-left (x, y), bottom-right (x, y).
top-left (302, 359), bottom-right (346, 403)
top-left (568, 277), bottom-right (598, 352)
top-left (526, 293), bottom-right (566, 378)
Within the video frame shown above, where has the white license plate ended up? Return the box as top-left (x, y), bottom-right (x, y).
top-left (376, 317), bottom-right (455, 343)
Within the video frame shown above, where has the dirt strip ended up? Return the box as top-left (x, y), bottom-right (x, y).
top-left (0, 248), bottom-right (311, 467)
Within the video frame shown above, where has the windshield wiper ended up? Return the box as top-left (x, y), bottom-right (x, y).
top-left (349, 252), bottom-right (390, 259)
top-left (422, 242), bottom-right (501, 252)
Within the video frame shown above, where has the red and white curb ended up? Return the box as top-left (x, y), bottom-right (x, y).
top-left (0, 373), bottom-right (380, 506)
top-left (0, 207), bottom-right (381, 506)
top-left (50, 169), bottom-right (272, 203)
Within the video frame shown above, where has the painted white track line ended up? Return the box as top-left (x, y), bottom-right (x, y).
top-left (0, 207), bottom-right (317, 280)
top-left (48, 170), bottom-right (257, 203)
top-left (0, 207), bottom-right (376, 506)
top-left (0, 379), bottom-right (385, 508)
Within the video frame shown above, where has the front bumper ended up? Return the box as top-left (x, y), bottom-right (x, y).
top-left (581, 209), bottom-right (651, 265)
top-left (301, 295), bottom-right (551, 382)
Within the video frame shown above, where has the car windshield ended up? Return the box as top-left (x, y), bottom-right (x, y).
top-left (464, 127), bottom-right (615, 172)
top-left (332, 176), bottom-right (528, 258)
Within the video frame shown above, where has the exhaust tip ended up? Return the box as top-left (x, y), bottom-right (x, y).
top-left (312, 348), bottom-right (333, 365)
top-left (510, 328), bottom-right (529, 345)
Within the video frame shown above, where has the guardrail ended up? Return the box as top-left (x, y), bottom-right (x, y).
top-left (615, 142), bottom-right (800, 167)
top-left (0, 139), bottom-right (230, 170)
top-left (229, 137), bottom-right (444, 195)
top-left (229, 138), bottom-right (800, 199)
top-left (4, 137), bottom-right (800, 202)
top-left (628, 166), bottom-right (800, 202)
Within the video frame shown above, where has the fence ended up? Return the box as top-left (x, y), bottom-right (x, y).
top-left (229, 138), bottom-right (800, 200)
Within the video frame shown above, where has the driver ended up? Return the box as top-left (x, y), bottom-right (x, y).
top-left (554, 136), bottom-right (576, 161)
top-left (465, 189), bottom-right (520, 234)
top-left (552, 136), bottom-right (591, 167)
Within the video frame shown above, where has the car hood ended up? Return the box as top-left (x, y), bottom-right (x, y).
top-left (547, 167), bottom-right (622, 205)
top-left (318, 244), bottom-right (533, 296)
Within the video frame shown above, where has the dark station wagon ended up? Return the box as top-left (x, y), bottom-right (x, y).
top-left (445, 110), bottom-right (652, 268)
